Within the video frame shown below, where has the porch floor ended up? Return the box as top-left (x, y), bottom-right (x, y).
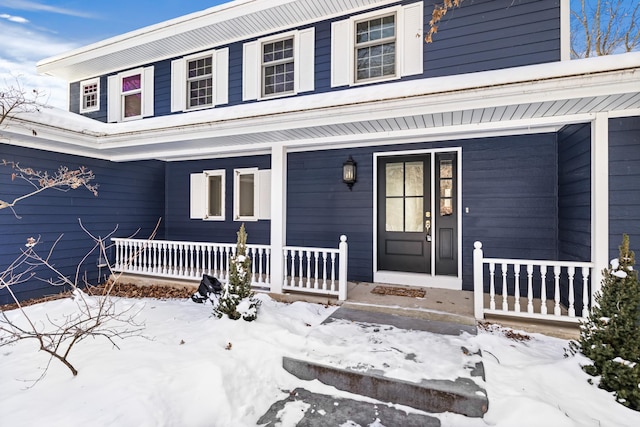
top-left (272, 281), bottom-right (580, 340)
top-left (117, 274), bottom-right (579, 339)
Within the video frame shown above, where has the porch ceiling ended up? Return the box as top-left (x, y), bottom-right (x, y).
top-left (105, 92), bottom-right (640, 161)
top-left (37, 0), bottom-right (395, 82)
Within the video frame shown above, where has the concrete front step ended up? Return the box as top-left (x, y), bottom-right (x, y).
top-left (281, 306), bottom-right (488, 418)
top-left (283, 356), bottom-right (488, 418)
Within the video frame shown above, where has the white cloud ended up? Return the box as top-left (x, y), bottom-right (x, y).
top-left (0, 20), bottom-right (76, 109)
top-left (0, 12), bottom-right (29, 23)
top-left (0, 0), bottom-right (95, 18)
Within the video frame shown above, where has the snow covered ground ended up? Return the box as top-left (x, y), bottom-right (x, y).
top-left (1, 293), bottom-right (639, 427)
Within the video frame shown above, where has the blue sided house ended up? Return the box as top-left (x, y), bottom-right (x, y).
top-left (1, 0), bottom-right (640, 325)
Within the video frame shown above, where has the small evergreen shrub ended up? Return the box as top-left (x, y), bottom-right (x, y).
top-left (213, 224), bottom-right (261, 321)
top-left (577, 234), bottom-right (640, 411)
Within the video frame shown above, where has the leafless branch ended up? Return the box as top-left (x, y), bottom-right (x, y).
top-left (0, 160), bottom-right (98, 217)
top-left (0, 220), bottom-right (162, 380)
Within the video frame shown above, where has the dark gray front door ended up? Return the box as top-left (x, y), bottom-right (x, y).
top-left (377, 152), bottom-right (458, 276)
top-left (377, 155), bottom-right (431, 273)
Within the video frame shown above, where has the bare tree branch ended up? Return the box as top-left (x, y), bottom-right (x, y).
top-left (0, 160), bottom-right (98, 217)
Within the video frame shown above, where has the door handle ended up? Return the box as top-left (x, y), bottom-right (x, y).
top-left (425, 220), bottom-right (431, 241)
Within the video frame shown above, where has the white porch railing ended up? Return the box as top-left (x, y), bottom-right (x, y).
top-left (473, 241), bottom-right (594, 323)
top-left (110, 236), bottom-right (348, 300)
top-left (283, 235), bottom-right (348, 300)
top-left (111, 238), bottom-right (271, 288)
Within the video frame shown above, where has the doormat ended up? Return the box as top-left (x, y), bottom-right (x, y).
top-left (371, 286), bottom-right (426, 298)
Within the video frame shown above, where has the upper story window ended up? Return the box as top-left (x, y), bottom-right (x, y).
top-left (355, 14), bottom-right (396, 82)
top-left (331, 1), bottom-right (423, 87)
top-left (262, 37), bottom-right (295, 97)
top-left (187, 56), bottom-right (213, 109)
top-left (171, 48), bottom-right (229, 113)
top-left (122, 72), bottom-right (142, 119)
top-left (107, 66), bottom-right (154, 122)
top-left (243, 28), bottom-right (315, 101)
top-left (79, 78), bottom-right (100, 113)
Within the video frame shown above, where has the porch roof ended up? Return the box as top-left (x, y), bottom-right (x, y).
top-left (6, 53), bottom-right (640, 162)
top-left (36, 0), bottom-right (396, 82)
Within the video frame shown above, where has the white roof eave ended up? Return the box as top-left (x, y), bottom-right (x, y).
top-left (36, 0), bottom-right (397, 82)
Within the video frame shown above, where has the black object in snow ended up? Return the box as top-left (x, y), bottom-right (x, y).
top-left (191, 274), bottom-right (223, 303)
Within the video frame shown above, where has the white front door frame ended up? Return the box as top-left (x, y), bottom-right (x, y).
top-left (373, 147), bottom-right (463, 290)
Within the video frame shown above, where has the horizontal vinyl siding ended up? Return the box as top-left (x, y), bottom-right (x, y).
top-left (164, 156), bottom-right (271, 245)
top-left (0, 143), bottom-right (165, 304)
top-left (288, 147), bottom-right (374, 282)
top-left (423, 0), bottom-right (560, 78)
top-left (609, 116), bottom-right (640, 260)
top-left (154, 59), bottom-right (172, 117)
top-left (557, 123), bottom-right (591, 261)
top-left (287, 133), bottom-right (559, 289)
top-left (67, 0), bottom-right (560, 120)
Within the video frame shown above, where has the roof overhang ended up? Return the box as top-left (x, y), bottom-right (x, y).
top-left (7, 53), bottom-right (640, 162)
top-left (36, 0), bottom-right (396, 82)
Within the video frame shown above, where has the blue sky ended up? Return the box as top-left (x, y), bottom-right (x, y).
top-left (0, 0), bottom-right (230, 108)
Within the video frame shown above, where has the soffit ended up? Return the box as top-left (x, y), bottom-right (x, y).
top-left (103, 91), bottom-right (640, 161)
top-left (37, 0), bottom-right (395, 82)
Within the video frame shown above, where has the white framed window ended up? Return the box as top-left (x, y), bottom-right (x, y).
top-left (243, 28), bottom-right (315, 101)
top-left (262, 36), bottom-right (295, 97)
top-left (79, 78), bottom-right (100, 113)
top-left (190, 170), bottom-right (225, 221)
top-left (171, 48), bottom-right (229, 112)
top-left (234, 168), bottom-right (259, 221)
top-left (354, 13), bottom-right (397, 83)
top-left (331, 1), bottom-right (423, 87)
top-left (187, 55), bottom-right (213, 109)
top-left (107, 66), bottom-right (154, 122)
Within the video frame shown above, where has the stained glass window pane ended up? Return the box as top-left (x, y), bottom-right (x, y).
top-left (440, 160), bottom-right (453, 178)
top-left (122, 74), bottom-right (141, 92)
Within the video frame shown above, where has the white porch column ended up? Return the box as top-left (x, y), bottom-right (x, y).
top-left (591, 113), bottom-right (609, 297)
top-left (270, 143), bottom-right (287, 294)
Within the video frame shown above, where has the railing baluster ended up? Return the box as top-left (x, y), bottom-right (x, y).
top-left (582, 266), bottom-right (590, 319)
top-left (553, 265), bottom-right (561, 316)
top-left (501, 263), bottom-right (508, 312)
top-left (540, 265), bottom-right (548, 315)
top-left (331, 252), bottom-right (336, 291)
top-left (322, 251), bottom-right (328, 290)
top-left (305, 250), bottom-right (312, 288)
top-left (514, 263), bottom-right (521, 312)
top-left (526, 264), bottom-right (534, 313)
top-left (313, 250), bottom-right (319, 289)
top-left (298, 250), bottom-right (304, 288)
top-left (489, 262), bottom-right (496, 310)
top-left (568, 266), bottom-right (576, 317)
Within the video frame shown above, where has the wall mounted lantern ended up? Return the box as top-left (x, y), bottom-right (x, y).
top-left (342, 155), bottom-right (357, 190)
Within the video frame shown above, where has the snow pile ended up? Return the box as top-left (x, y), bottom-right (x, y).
top-left (1, 294), bottom-right (639, 426)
